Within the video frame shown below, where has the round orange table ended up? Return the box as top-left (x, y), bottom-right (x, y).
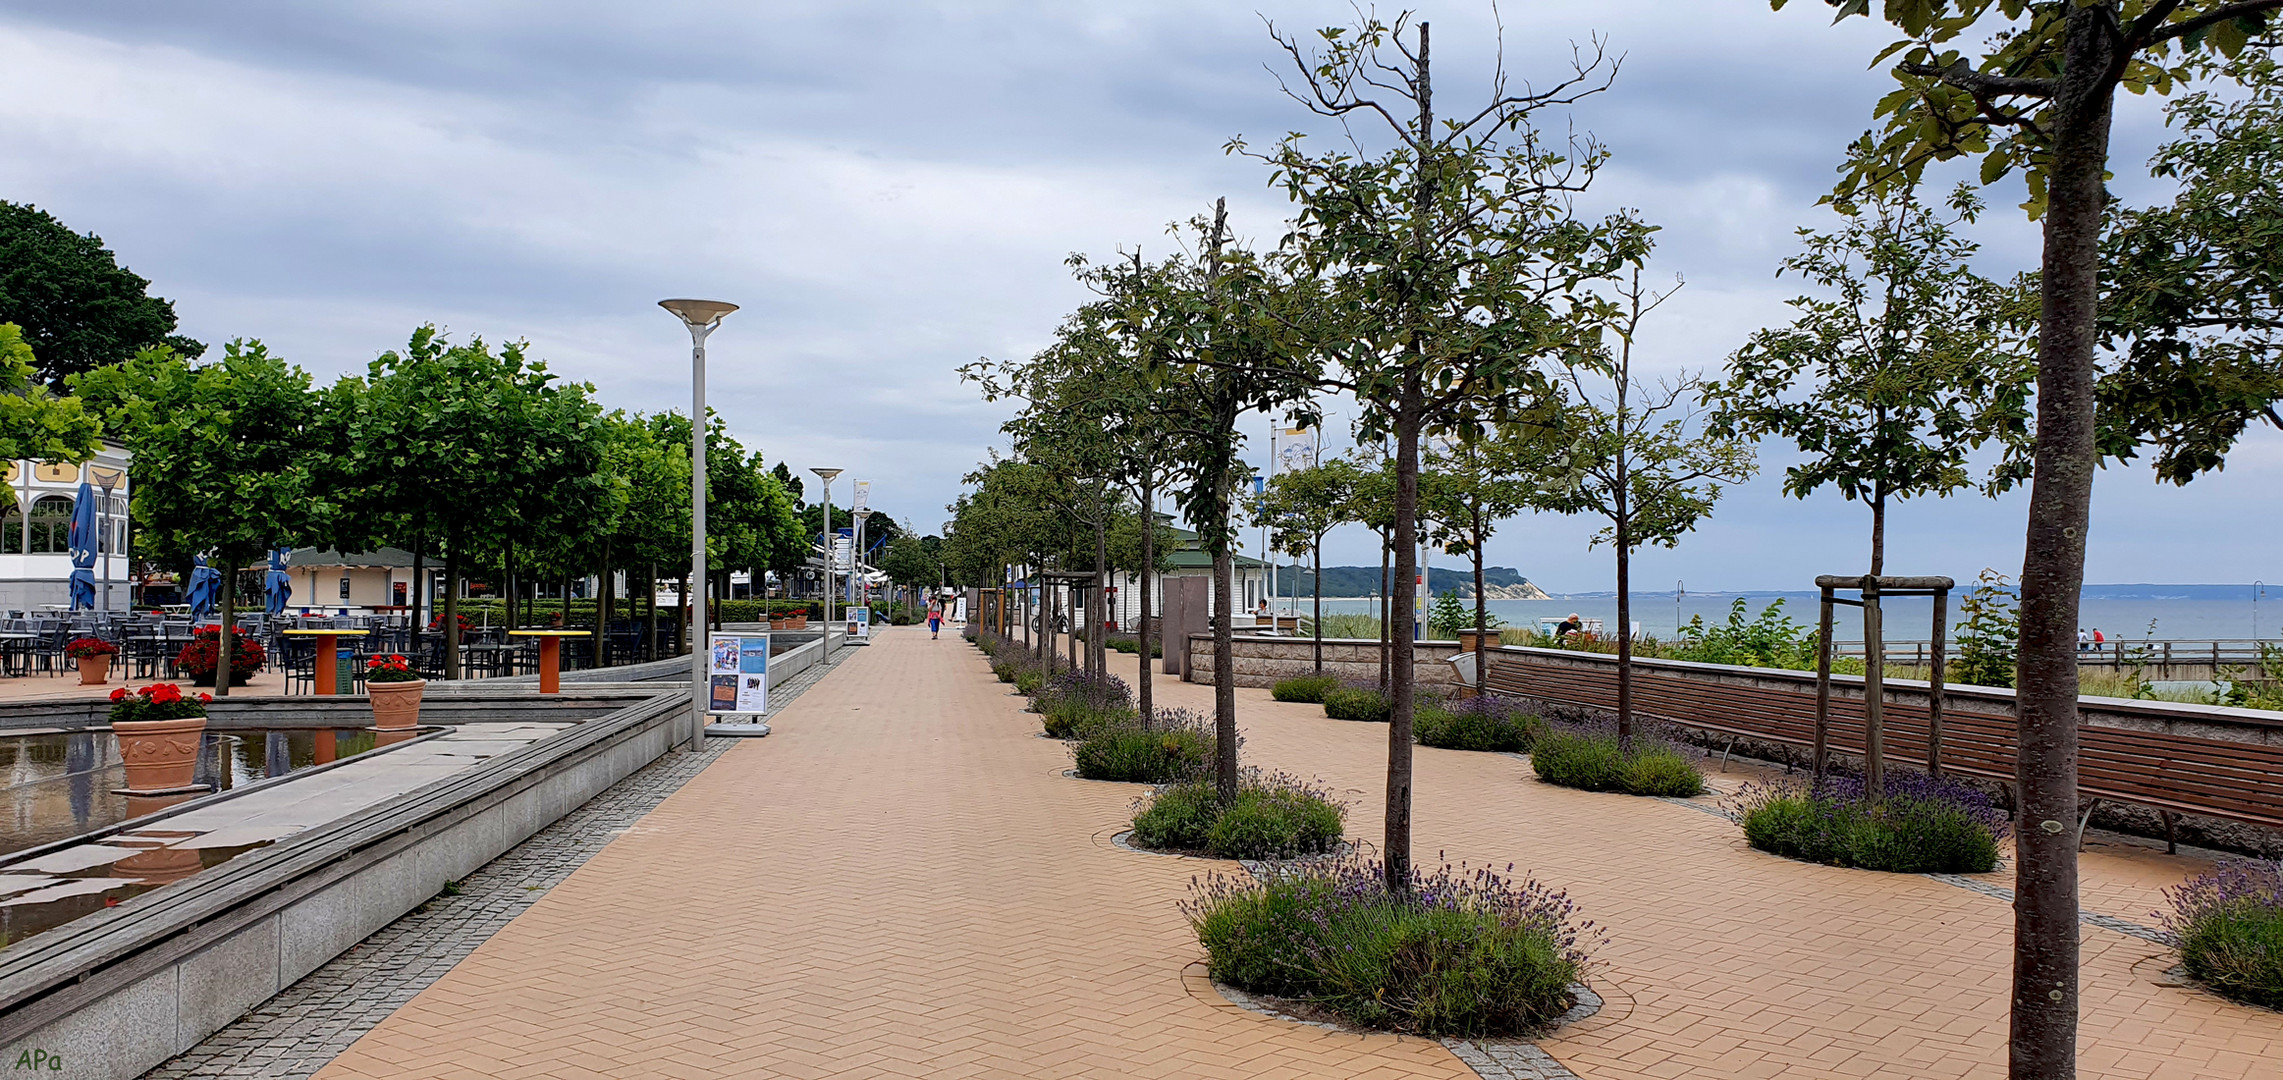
top-left (281, 629), bottom-right (370, 696)
top-left (508, 630), bottom-right (583, 694)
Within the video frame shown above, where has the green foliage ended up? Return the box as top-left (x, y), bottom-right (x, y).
top-left (1323, 686), bottom-right (1391, 723)
top-left (1128, 772), bottom-right (1345, 860)
top-left (879, 535), bottom-right (940, 589)
top-left (1530, 730), bottom-right (1705, 797)
top-left (1707, 185), bottom-right (2033, 528)
top-left (73, 341), bottom-right (325, 571)
top-left (1072, 721), bottom-right (1214, 783)
top-left (0, 201), bottom-right (200, 386)
top-left (1270, 674), bottom-right (1339, 704)
top-left (1414, 701), bottom-right (1544, 753)
top-left (1311, 613), bottom-right (1382, 640)
top-left (1041, 700), bottom-right (1136, 740)
top-left (2094, 52), bottom-right (2283, 483)
top-left (1428, 589), bottom-right (1471, 639)
top-left (1250, 458), bottom-right (1360, 566)
top-left (0, 324), bottom-right (101, 508)
top-left (2165, 861), bottom-right (2283, 1009)
top-left (1952, 568), bottom-right (2021, 689)
top-left (1671, 598), bottom-right (1823, 670)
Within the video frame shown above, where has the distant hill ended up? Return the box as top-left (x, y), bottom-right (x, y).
top-left (1271, 564), bottom-right (1548, 599)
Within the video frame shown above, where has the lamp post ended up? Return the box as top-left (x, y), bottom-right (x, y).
top-left (852, 508), bottom-right (873, 618)
top-left (813, 468), bottom-right (843, 660)
top-left (660, 298), bottom-right (738, 750)
top-left (94, 468), bottom-right (121, 614)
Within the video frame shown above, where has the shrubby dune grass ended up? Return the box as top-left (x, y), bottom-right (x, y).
top-left (1271, 674), bottom-right (1339, 703)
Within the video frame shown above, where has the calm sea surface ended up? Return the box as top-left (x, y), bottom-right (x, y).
top-left (1279, 584), bottom-right (2281, 643)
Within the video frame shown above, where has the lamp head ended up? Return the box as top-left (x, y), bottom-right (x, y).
top-left (853, 510), bottom-right (873, 521)
top-left (658, 298), bottom-right (739, 329)
top-left (811, 467), bottom-right (843, 483)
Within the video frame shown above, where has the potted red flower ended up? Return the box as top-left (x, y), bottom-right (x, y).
top-left (108, 683), bottom-right (213, 793)
top-left (364, 653), bottom-right (426, 730)
top-left (66, 637), bottom-right (120, 685)
top-left (176, 627), bottom-right (266, 686)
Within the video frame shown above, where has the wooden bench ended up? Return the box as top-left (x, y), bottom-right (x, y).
top-left (1485, 656), bottom-right (2283, 832)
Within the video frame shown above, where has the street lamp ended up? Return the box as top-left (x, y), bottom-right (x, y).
top-left (852, 508), bottom-right (873, 616)
top-left (94, 467), bottom-right (122, 614)
top-left (660, 298), bottom-right (738, 750)
top-left (812, 467), bottom-right (843, 660)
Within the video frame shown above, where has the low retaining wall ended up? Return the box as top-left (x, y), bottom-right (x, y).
top-left (1185, 634), bottom-right (1463, 689)
top-left (0, 691), bottom-right (687, 1080)
top-left (1484, 645), bottom-right (2283, 855)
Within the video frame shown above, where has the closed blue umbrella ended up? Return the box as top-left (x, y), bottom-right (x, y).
top-left (66, 479), bottom-right (97, 610)
top-left (264, 548), bottom-right (293, 614)
top-left (186, 555), bottom-right (220, 619)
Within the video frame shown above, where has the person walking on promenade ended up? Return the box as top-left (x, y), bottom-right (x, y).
top-left (927, 603), bottom-right (943, 640)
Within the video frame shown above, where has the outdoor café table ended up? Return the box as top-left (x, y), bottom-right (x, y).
top-left (0, 631), bottom-right (35, 677)
top-left (280, 628), bottom-right (368, 695)
top-left (507, 630), bottom-right (582, 694)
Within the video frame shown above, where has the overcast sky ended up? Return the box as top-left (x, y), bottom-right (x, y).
top-left (2, 2), bottom-right (2274, 591)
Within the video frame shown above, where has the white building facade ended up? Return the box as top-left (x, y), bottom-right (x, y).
top-left (0, 446), bottom-right (132, 610)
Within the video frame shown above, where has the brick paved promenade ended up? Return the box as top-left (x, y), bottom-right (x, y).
top-left (306, 628), bottom-right (2280, 1080)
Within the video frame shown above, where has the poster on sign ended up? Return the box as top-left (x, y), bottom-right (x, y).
top-left (845, 606), bottom-right (871, 643)
top-left (707, 632), bottom-right (770, 714)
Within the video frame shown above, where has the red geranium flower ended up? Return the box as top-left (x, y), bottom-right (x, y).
top-left (109, 687), bottom-right (129, 701)
top-left (198, 692), bottom-right (213, 703)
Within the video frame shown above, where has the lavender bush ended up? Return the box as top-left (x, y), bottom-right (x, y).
top-left (1033, 668), bottom-right (1135, 738)
top-left (1415, 694), bottom-right (1544, 752)
top-left (1129, 768), bottom-right (1344, 859)
top-left (2161, 858), bottom-right (2283, 1008)
top-left (1182, 854), bottom-right (1602, 1036)
top-left (1728, 770), bottom-right (2008, 874)
top-left (1073, 707), bottom-right (1216, 783)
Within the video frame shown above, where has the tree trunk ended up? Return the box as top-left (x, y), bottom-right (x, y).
top-left (645, 563), bottom-right (658, 663)
top-left (1213, 540), bottom-right (1238, 807)
top-left (505, 542), bottom-right (518, 632)
top-left (444, 531), bottom-right (463, 681)
top-left (1093, 507), bottom-right (1108, 678)
top-left (213, 562), bottom-right (237, 698)
top-left (410, 525), bottom-right (426, 663)
top-left (1138, 474), bottom-right (1155, 728)
top-left (2010, 11), bottom-right (2113, 1078)
top-left (1473, 504), bottom-right (1489, 691)
top-left (1378, 532), bottom-right (1391, 692)
top-left (1387, 371), bottom-right (1423, 888)
top-left (1311, 532), bottom-right (1324, 672)
top-left (1864, 486), bottom-right (1888, 801)
top-left (594, 542), bottom-right (612, 667)
top-left (1615, 516), bottom-right (1633, 750)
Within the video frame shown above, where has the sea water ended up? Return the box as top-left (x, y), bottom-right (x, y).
top-left (1282, 584), bottom-right (2280, 643)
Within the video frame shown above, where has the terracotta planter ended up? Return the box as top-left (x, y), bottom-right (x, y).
top-left (1457, 630), bottom-right (1487, 653)
top-left (789, 615), bottom-right (808, 630)
top-left (368, 678), bottom-right (427, 731)
top-left (768, 617), bottom-right (788, 630)
top-left (77, 653), bottom-right (113, 685)
top-left (113, 716), bottom-right (208, 793)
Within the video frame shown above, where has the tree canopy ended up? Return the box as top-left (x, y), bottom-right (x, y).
top-left (0, 202), bottom-right (202, 387)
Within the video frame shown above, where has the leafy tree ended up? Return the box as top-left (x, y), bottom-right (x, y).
top-left (1953, 569), bottom-right (2022, 690)
top-left (1778, 4), bottom-right (2283, 1070)
top-left (336, 327), bottom-right (608, 678)
top-left (1250, 457), bottom-right (1359, 671)
top-left (0, 324), bottom-right (102, 508)
top-left (73, 341), bottom-right (326, 695)
top-left (0, 202), bottom-right (202, 386)
top-left (1708, 185), bottom-right (2031, 574)
top-left (1541, 270), bottom-right (1757, 749)
top-left (1254, 14), bottom-right (1640, 886)
top-left (880, 534), bottom-right (939, 592)
top-left (2093, 50), bottom-right (2283, 480)
top-left (1115, 206), bottom-right (1320, 802)
top-left (1424, 425), bottom-right (1559, 689)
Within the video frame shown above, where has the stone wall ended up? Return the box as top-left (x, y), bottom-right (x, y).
top-left (1185, 634), bottom-right (1463, 689)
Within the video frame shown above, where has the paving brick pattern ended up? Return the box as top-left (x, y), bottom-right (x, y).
top-left (286, 631), bottom-right (2275, 1080)
top-left (141, 654), bottom-right (848, 1080)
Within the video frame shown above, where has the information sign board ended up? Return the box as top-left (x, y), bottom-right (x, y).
top-left (707, 632), bottom-right (770, 715)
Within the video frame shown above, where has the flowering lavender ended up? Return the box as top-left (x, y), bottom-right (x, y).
top-left (1727, 767), bottom-right (2007, 873)
top-left (1034, 667), bottom-right (1132, 711)
top-left (1182, 853), bottom-right (1603, 1036)
top-left (2160, 858), bottom-right (2283, 1008)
